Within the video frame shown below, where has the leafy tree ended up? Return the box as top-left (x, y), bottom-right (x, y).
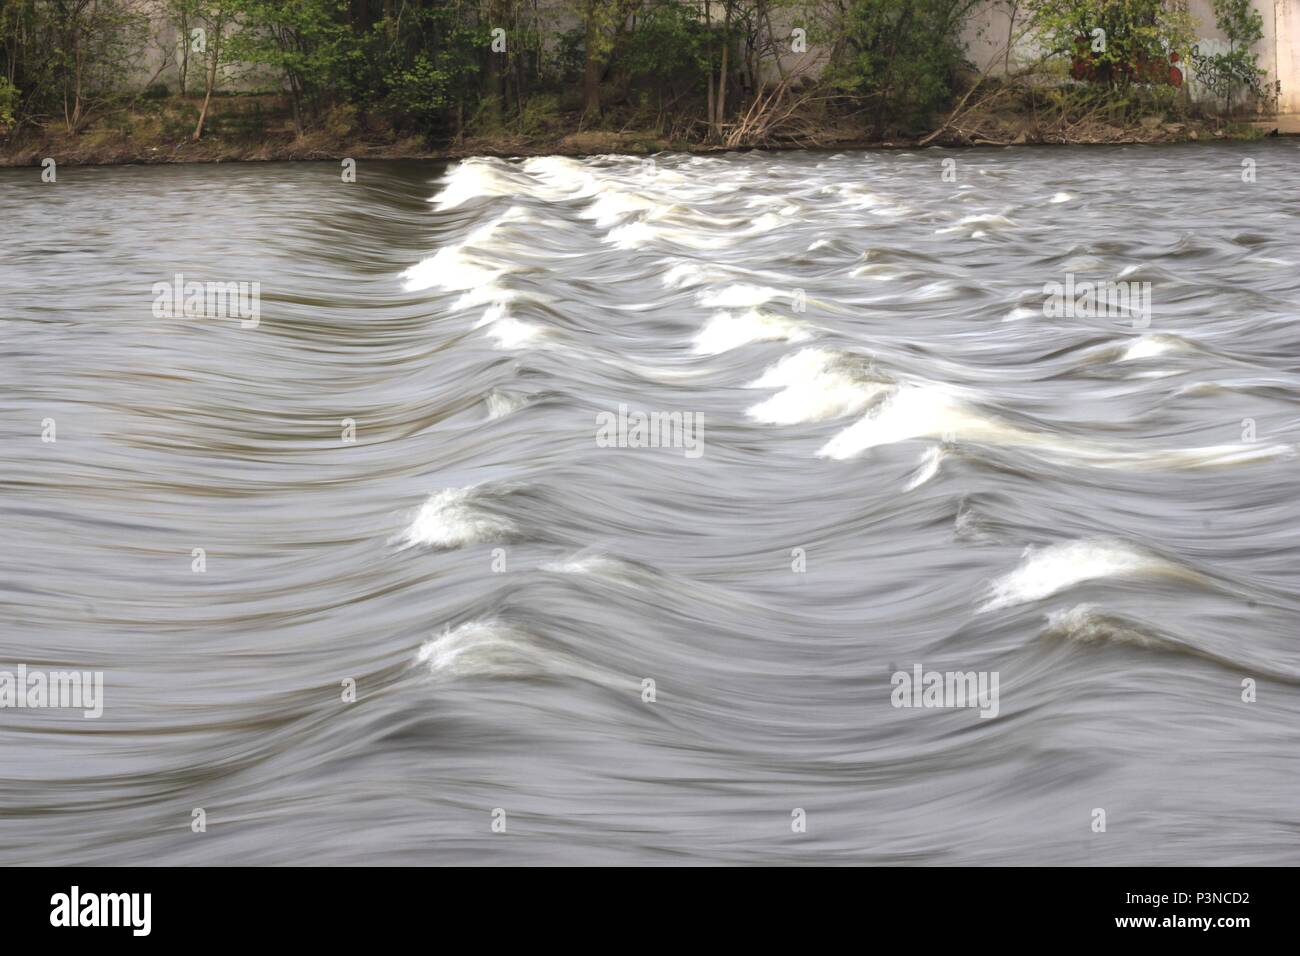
top-left (1029, 0), bottom-right (1194, 89)
top-left (222, 0), bottom-right (363, 134)
top-left (827, 0), bottom-right (982, 136)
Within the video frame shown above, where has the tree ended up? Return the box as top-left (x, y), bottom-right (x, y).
top-left (223, 0), bottom-right (361, 135)
top-left (42, 0), bottom-right (149, 132)
top-left (191, 3), bottom-right (225, 140)
top-left (828, 0), bottom-right (983, 136)
top-left (573, 0), bottom-right (640, 119)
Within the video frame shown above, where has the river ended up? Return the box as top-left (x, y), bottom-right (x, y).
top-left (1, 142), bottom-right (1298, 865)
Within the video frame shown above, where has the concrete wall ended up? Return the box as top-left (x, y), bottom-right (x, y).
top-left (1275, 0), bottom-right (1300, 112)
top-left (127, 0), bottom-right (1300, 116)
top-left (958, 0), bottom-right (1300, 114)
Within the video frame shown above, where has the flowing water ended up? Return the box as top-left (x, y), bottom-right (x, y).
top-left (2, 143), bottom-right (1299, 865)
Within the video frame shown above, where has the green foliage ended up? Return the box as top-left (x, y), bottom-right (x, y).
top-left (385, 53), bottom-right (454, 122)
top-left (0, 0), bottom-right (1269, 147)
top-left (828, 0), bottom-right (978, 135)
top-left (374, 5), bottom-right (488, 134)
top-left (618, 0), bottom-right (710, 87)
top-left (1, 0), bottom-right (150, 130)
top-left (516, 93), bottom-right (560, 135)
top-left (0, 76), bottom-right (18, 133)
top-left (223, 0), bottom-right (366, 125)
top-left (1029, 0), bottom-right (1195, 85)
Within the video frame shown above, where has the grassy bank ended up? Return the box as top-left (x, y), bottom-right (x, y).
top-left (0, 91), bottom-right (1274, 169)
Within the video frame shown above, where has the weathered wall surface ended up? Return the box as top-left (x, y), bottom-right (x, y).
top-left (960, 0), bottom-right (1299, 113)
top-left (129, 0), bottom-right (1300, 116)
top-left (1276, 0), bottom-right (1300, 112)
top-left (775, 0), bottom-right (1299, 114)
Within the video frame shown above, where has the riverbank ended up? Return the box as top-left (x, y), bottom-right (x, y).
top-left (0, 93), bottom-right (1279, 167)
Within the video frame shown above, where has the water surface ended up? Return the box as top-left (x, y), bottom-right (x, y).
top-left (2, 143), bottom-right (1299, 864)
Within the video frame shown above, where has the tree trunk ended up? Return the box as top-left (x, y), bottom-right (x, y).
top-left (582, 4), bottom-right (601, 119)
top-left (193, 12), bottom-right (223, 141)
top-left (704, 1), bottom-right (714, 138)
top-left (486, 10), bottom-right (505, 122)
top-left (179, 10), bottom-right (190, 97)
top-left (716, 26), bottom-right (729, 133)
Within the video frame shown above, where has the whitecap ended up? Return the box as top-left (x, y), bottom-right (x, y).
top-left (819, 384), bottom-right (1023, 459)
top-left (981, 539), bottom-right (1195, 612)
top-left (417, 620), bottom-right (539, 677)
top-left (404, 486), bottom-right (514, 549)
top-left (746, 349), bottom-right (887, 425)
top-left (431, 159), bottom-right (519, 209)
top-left (698, 283), bottom-right (787, 309)
top-left (692, 310), bottom-right (811, 355)
top-left (1119, 334), bottom-right (1186, 362)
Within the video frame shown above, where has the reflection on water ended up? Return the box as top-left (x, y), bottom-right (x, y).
top-left (2, 143), bottom-right (1299, 864)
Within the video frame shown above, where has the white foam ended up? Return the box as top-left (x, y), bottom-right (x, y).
top-left (417, 620), bottom-right (538, 677)
top-left (521, 155), bottom-right (598, 200)
top-left (431, 159), bottom-right (518, 209)
top-left (401, 246), bottom-right (501, 294)
top-left (404, 487), bottom-right (514, 549)
top-left (1119, 334), bottom-right (1185, 362)
top-left (819, 384), bottom-right (1022, 459)
top-left (400, 206), bottom-right (528, 293)
top-left (693, 310), bottom-right (811, 355)
top-left (836, 184), bottom-right (909, 216)
top-left (813, 376), bottom-right (1295, 470)
top-left (662, 262), bottom-right (712, 288)
top-left (1050, 192), bottom-right (1072, 203)
top-left (981, 539), bottom-right (1186, 611)
top-left (484, 316), bottom-right (543, 349)
top-left (453, 283), bottom-right (527, 311)
top-left (746, 349), bottom-right (887, 425)
top-left (699, 284), bottom-right (786, 309)
top-left (541, 551), bottom-right (622, 575)
top-left (607, 220), bottom-right (659, 248)
top-left (748, 212), bottom-right (787, 233)
top-left (850, 262), bottom-right (910, 282)
top-left (904, 446), bottom-right (944, 490)
top-left (587, 189), bottom-right (659, 227)
top-left (1002, 306), bottom-right (1040, 322)
top-left (1043, 604), bottom-right (1163, 647)
top-left (936, 213), bottom-right (1015, 235)
top-left (485, 391), bottom-right (526, 420)
top-left (416, 617), bottom-right (626, 687)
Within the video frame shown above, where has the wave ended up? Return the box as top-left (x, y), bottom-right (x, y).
top-left (403, 486), bottom-right (516, 549)
top-left (746, 348), bottom-right (890, 425)
top-left (692, 309), bottom-right (812, 355)
top-left (981, 538), bottom-right (1204, 611)
top-left (1042, 604), bottom-right (1300, 682)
